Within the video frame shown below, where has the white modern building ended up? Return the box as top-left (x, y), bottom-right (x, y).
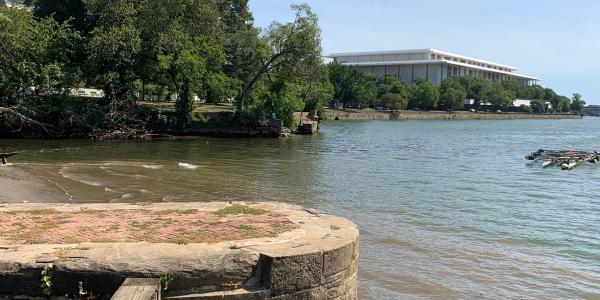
top-left (328, 49), bottom-right (539, 86)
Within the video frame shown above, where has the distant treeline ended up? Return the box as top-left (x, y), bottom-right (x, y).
top-left (327, 63), bottom-right (585, 114)
top-left (0, 0), bottom-right (332, 138)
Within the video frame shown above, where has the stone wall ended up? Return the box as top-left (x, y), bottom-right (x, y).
top-left (0, 202), bottom-right (359, 300)
top-left (324, 110), bottom-right (582, 121)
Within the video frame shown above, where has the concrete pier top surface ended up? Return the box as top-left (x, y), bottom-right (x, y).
top-left (0, 202), bottom-right (359, 299)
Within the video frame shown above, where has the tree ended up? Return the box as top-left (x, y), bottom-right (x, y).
top-left (457, 76), bottom-right (487, 106)
top-left (379, 93), bottom-right (407, 111)
top-left (571, 93), bottom-right (585, 114)
top-left (33, 0), bottom-right (86, 33)
top-left (482, 82), bottom-right (514, 109)
top-left (328, 63), bottom-right (376, 109)
top-left (519, 104), bottom-right (532, 113)
top-left (0, 7), bottom-right (81, 134)
top-left (236, 4), bottom-right (322, 113)
top-left (559, 96), bottom-right (571, 113)
top-left (439, 77), bottom-right (466, 111)
top-left (530, 99), bottom-right (547, 113)
top-left (409, 79), bottom-right (439, 110)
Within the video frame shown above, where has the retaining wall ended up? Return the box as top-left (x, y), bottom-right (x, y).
top-left (325, 111), bottom-right (582, 121)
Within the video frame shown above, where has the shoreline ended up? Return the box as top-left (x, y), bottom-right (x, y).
top-left (324, 110), bottom-right (582, 121)
top-left (0, 165), bottom-right (67, 204)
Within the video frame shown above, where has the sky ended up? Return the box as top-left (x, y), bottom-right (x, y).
top-left (250, 0), bottom-right (600, 104)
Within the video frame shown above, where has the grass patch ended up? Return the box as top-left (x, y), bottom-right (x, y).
top-left (330, 225), bottom-right (341, 231)
top-left (26, 209), bottom-right (58, 215)
top-left (213, 205), bottom-right (267, 217)
top-left (180, 209), bottom-right (198, 215)
top-left (238, 224), bottom-right (256, 231)
top-left (271, 222), bottom-right (282, 229)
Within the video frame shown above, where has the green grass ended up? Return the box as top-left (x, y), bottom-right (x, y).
top-left (238, 224), bottom-right (256, 231)
top-left (213, 205), bottom-right (267, 217)
top-left (180, 209), bottom-right (198, 215)
top-left (330, 225), bottom-right (341, 231)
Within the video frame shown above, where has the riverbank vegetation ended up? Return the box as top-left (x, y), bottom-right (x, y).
top-left (0, 0), bottom-right (332, 138)
top-left (327, 63), bottom-right (585, 114)
top-left (0, 1), bottom-right (586, 139)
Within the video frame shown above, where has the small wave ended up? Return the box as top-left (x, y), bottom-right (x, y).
top-left (142, 164), bottom-right (163, 169)
top-left (59, 167), bottom-right (104, 187)
top-left (178, 163), bottom-right (199, 170)
top-left (121, 193), bottom-right (134, 199)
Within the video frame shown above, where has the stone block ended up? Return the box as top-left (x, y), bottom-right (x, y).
top-left (267, 285), bottom-right (326, 300)
top-left (258, 253), bottom-right (323, 296)
top-left (323, 240), bottom-right (356, 277)
top-left (326, 272), bottom-right (357, 300)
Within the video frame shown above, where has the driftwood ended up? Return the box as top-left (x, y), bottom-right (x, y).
top-left (526, 149), bottom-right (600, 170)
top-left (0, 152), bottom-right (18, 165)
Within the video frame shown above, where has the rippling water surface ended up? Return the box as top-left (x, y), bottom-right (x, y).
top-left (2, 119), bottom-right (600, 299)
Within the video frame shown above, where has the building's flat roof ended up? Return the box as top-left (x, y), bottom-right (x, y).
top-left (344, 59), bottom-right (539, 80)
top-left (328, 49), bottom-right (518, 71)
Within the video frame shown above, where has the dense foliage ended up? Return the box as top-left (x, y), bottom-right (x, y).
top-left (0, 1), bottom-right (331, 137)
top-left (327, 63), bottom-right (583, 113)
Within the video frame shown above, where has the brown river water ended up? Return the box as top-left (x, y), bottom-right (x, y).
top-left (2, 119), bottom-right (600, 299)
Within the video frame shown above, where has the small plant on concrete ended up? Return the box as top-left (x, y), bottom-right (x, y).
top-left (160, 274), bottom-right (174, 291)
top-left (330, 225), bottom-right (341, 231)
top-left (213, 205), bottom-right (267, 217)
top-left (40, 264), bottom-right (54, 296)
top-left (238, 224), bottom-right (256, 231)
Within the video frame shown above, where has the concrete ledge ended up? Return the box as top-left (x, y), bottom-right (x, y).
top-left (0, 202), bottom-right (359, 300)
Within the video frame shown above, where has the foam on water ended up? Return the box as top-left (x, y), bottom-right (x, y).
top-left (178, 163), bottom-right (199, 170)
top-left (142, 164), bottom-right (163, 169)
top-left (59, 166), bottom-right (104, 187)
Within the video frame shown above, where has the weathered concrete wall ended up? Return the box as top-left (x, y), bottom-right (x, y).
top-left (325, 111), bottom-right (582, 121)
top-left (0, 202), bottom-right (359, 300)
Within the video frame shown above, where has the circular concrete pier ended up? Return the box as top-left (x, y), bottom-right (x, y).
top-left (0, 202), bottom-right (359, 299)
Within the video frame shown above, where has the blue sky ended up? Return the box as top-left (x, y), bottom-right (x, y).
top-left (250, 0), bottom-right (600, 104)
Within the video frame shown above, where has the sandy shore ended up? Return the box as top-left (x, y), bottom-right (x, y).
top-left (0, 165), bottom-right (66, 203)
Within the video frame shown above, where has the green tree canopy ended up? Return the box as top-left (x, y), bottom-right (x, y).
top-left (439, 77), bottom-right (466, 111)
top-left (409, 79), bottom-right (439, 110)
top-left (571, 93), bottom-right (585, 114)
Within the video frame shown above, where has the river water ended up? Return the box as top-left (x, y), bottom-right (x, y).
top-left (2, 119), bottom-right (600, 299)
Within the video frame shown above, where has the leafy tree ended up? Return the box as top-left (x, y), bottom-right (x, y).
top-left (262, 80), bottom-right (305, 127)
top-left (439, 77), bottom-right (466, 111)
top-left (0, 7), bottom-right (80, 102)
top-left (482, 82), bottom-right (514, 109)
top-left (530, 99), bottom-right (547, 113)
top-left (571, 93), bottom-right (585, 114)
top-left (379, 93), bottom-right (407, 111)
top-left (0, 7), bottom-right (82, 133)
top-left (559, 96), bottom-right (571, 113)
top-left (33, 0), bottom-right (86, 33)
top-left (519, 104), bottom-right (532, 113)
top-left (236, 4), bottom-right (322, 113)
top-left (456, 76), bottom-right (487, 106)
top-left (328, 63), bottom-right (376, 108)
top-left (409, 79), bottom-right (439, 110)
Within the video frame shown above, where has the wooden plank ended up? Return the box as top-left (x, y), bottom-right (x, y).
top-left (111, 278), bottom-right (161, 300)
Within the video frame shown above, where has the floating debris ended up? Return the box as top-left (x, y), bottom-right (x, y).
top-left (525, 149), bottom-right (600, 170)
top-left (0, 152), bottom-right (18, 165)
